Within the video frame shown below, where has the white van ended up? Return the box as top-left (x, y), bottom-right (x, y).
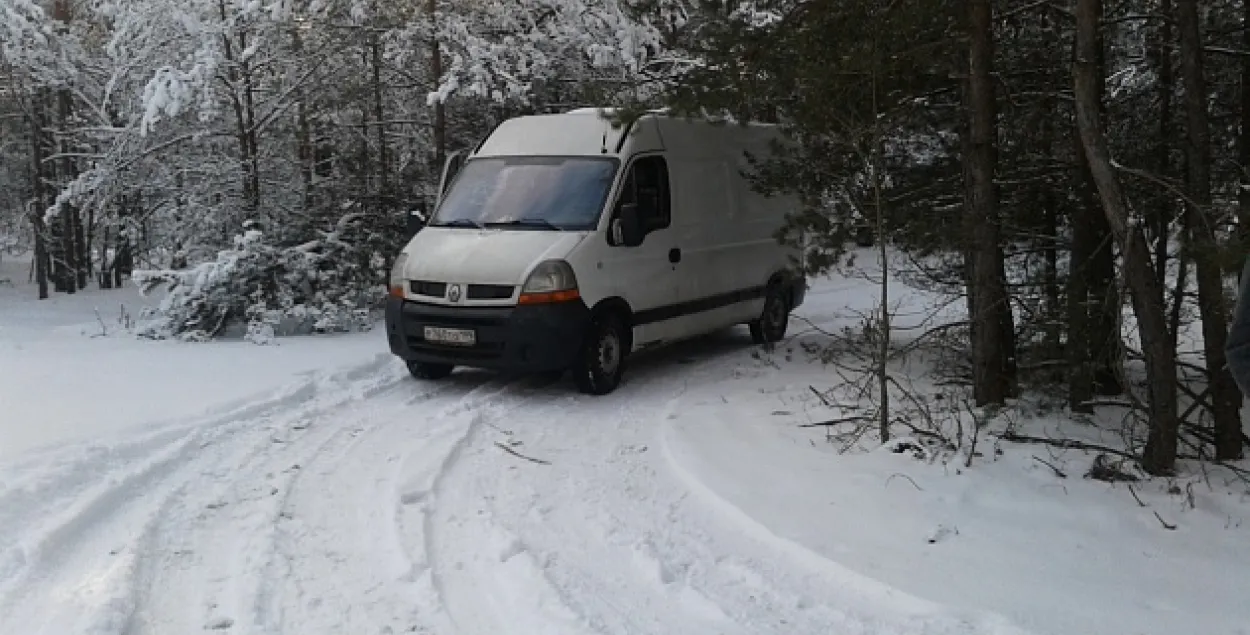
top-left (384, 109), bottom-right (806, 394)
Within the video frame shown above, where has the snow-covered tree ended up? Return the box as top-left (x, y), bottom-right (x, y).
top-left (0, 0), bottom-right (677, 334)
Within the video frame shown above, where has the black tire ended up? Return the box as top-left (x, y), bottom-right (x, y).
top-left (749, 284), bottom-right (789, 345)
top-left (573, 312), bottom-right (628, 395)
top-left (407, 360), bottom-right (454, 380)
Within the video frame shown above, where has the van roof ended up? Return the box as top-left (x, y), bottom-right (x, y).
top-left (472, 109), bottom-right (781, 160)
top-left (475, 111), bottom-right (626, 158)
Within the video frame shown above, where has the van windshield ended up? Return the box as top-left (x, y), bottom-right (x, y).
top-left (429, 157), bottom-right (619, 231)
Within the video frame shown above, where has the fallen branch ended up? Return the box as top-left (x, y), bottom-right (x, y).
top-left (798, 416), bottom-right (873, 428)
top-left (1079, 398), bottom-right (1141, 411)
top-left (886, 472), bottom-right (924, 491)
top-left (901, 420), bottom-right (950, 443)
top-left (1127, 485), bottom-right (1177, 530)
top-left (810, 385), bottom-right (835, 408)
top-left (495, 442), bottom-right (550, 465)
top-left (996, 432), bottom-right (1137, 461)
top-left (93, 308), bottom-right (108, 338)
top-left (1033, 455), bottom-right (1068, 479)
top-left (1154, 511), bottom-right (1177, 531)
top-left (1178, 454), bottom-right (1250, 480)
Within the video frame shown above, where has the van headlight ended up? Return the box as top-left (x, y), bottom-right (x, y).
top-left (389, 252), bottom-right (408, 298)
top-left (519, 260), bottom-right (580, 305)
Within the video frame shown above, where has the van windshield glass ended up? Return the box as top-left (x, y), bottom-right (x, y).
top-left (429, 157), bottom-right (618, 231)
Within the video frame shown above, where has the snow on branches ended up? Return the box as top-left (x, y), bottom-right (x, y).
top-left (133, 224), bottom-right (380, 343)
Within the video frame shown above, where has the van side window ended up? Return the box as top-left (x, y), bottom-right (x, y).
top-left (617, 156), bottom-right (671, 232)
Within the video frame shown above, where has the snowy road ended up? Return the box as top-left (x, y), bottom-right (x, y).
top-left (0, 327), bottom-right (1027, 635)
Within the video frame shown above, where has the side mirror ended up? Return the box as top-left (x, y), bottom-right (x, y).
top-left (613, 203), bottom-right (644, 247)
top-left (405, 209), bottom-right (426, 239)
top-left (438, 150), bottom-right (467, 198)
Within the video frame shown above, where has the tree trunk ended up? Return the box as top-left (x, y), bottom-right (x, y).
top-left (1069, 0), bottom-right (1123, 410)
top-left (1040, 96), bottom-right (1061, 379)
top-left (28, 90), bottom-right (50, 300)
top-left (872, 71), bottom-right (890, 444)
top-left (52, 0), bottom-right (80, 293)
top-left (1177, 0), bottom-right (1242, 459)
top-left (1087, 0), bottom-right (1121, 398)
top-left (429, 0), bottom-right (446, 173)
top-left (965, 0), bottom-right (1015, 406)
top-left (28, 123), bottom-right (49, 299)
top-left (98, 225), bottom-right (113, 290)
top-left (1155, 0), bottom-right (1174, 291)
top-left (34, 86), bottom-right (68, 294)
top-left (1075, 0), bottom-right (1179, 475)
top-left (240, 34), bottom-right (261, 216)
top-left (371, 30), bottom-right (390, 211)
top-left (292, 27), bottom-right (314, 211)
top-left (218, 0), bottom-right (260, 218)
top-left (1240, 0), bottom-right (1250, 246)
top-left (115, 197), bottom-right (134, 287)
top-left (1068, 131), bottom-right (1094, 412)
top-left (57, 87), bottom-right (78, 294)
top-left (1088, 217), bottom-right (1121, 395)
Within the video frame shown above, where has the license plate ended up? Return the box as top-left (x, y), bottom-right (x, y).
top-left (423, 326), bottom-right (475, 346)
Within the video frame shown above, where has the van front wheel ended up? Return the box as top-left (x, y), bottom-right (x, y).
top-left (750, 285), bottom-right (789, 345)
top-left (573, 313), bottom-right (627, 395)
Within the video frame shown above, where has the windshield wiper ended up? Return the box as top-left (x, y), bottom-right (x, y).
top-left (483, 218), bottom-right (564, 231)
top-left (430, 218), bottom-right (483, 229)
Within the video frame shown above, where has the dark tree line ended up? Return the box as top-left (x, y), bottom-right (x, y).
top-left (653, 0), bottom-right (1249, 475)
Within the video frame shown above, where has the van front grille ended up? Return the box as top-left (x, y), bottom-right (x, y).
top-left (467, 284), bottom-right (514, 300)
top-left (411, 280), bottom-right (446, 297)
top-left (410, 281), bottom-right (513, 301)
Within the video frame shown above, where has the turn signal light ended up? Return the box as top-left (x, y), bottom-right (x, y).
top-left (388, 285), bottom-right (405, 299)
top-left (518, 289), bottom-right (581, 305)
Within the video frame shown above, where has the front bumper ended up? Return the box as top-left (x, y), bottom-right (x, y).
top-left (385, 297), bottom-right (590, 372)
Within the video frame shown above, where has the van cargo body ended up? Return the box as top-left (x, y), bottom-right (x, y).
top-left (385, 109), bottom-right (806, 394)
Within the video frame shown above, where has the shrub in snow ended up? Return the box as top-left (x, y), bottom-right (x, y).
top-left (133, 225), bottom-right (383, 342)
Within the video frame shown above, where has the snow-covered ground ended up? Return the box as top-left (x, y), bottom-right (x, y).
top-left (0, 257), bottom-right (382, 459)
top-left (1, 252), bottom-right (1248, 635)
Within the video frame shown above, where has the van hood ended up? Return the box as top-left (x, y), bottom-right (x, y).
top-left (401, 228), bottom-right (588, 285)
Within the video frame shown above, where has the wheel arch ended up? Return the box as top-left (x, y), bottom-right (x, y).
top-left (766, 270), bottom-right (795, 308)
top-left (590, 296), bottom-right (634, 348)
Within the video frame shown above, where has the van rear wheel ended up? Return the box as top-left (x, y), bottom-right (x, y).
top-left (573, 313), bottom-right (627, 395)
top-left (750, 285), bottom-right (789, 345)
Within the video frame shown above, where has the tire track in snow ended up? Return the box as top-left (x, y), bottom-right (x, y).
top-left (126, 363), bottom-right (438, 635)
top-left (0, 376), bottom-right (330, 588)
top-left (0, 353), bottom-right (366, 509)
top-left (0, 354), bottom-right (406, 562)
top-left (406, 331), bottom-right (1030, 635)
top-left (410, 378), bottom-right (604, 635)
top-left (123, 371), bottom-right (528, 635)
top-left (443, 361), bottom-right (756, 635)
top-left (256, 374), bottom-right (521, 635)
top-left (0, 355), bottom-right (407, 635)
top-left (373, 336), bottom-right (764, 635)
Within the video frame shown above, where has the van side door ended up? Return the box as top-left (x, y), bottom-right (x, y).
top-left (601, 155), bottom-right (683, 349)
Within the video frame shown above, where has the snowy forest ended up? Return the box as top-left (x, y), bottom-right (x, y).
top-left (3, 0), bottom-right (1250, 478)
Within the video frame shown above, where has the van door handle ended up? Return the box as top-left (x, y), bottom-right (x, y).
top-left (669, 248), bottom-right (682, 264)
